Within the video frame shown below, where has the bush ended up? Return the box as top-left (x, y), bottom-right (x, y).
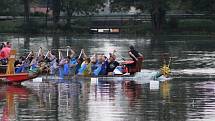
top-left (74, 17), bottom-right (91, 26)
top-left (178, 19), bottom-right (215, 31)
top-left (0, 20), bottom-right (21, 33)
top-left (167, 17), bottom-right (178, 29)
top-left (30, 12), bottom-right (46, 17)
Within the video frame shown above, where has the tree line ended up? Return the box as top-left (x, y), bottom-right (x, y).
top-left (0, 0), bottom-right (215, 33)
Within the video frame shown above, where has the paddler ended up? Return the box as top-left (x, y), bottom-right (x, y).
top-left (125, 45), bottom-right (144, 73)
top-left (128, 45), bottom-right (143, 63)
top-left (45, 50), bottom-right (58, 75)
top-left (92, 53), bottom-right (108, 76)
top-left (77, 49), bottom-right (92, 76)
top-left (1, 42), bottom-right (12, 58)
top-left (106, 53), bottom-right (119, 75)
top-left (0, 42), bottom-right (11, 65)
top-left (58, 49), bottom-right (71, 77)
top-left (15, 50), bottom-right (34, 73)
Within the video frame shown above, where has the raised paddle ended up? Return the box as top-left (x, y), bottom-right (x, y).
top-left (37, 47), bottom-right (43, 57)
top-left (25, 50), bottom-right (33, 60)
top-left (66, 46), bottom-right (70, 57)
top-left (114, 50), bottom-right (126, 61)
top-left (78, 49), bottom-right (83, 59)
top-left (44, 50), bottom-right (50, 59)
top-left (58, 49), bottom-right (63, 60)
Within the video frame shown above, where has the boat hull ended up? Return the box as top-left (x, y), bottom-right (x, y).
top-left (0, 72), bottom-right (39, 83)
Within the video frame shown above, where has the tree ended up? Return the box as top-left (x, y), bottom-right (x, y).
top-left (23, 0), bottom-right (30, 29)
top-left (61, 0), bottom-right (105, 27)
top-left (110, 0), bottom-right (168, 33)
top-left (150, 0), bottom-right (167, 33)
top-left (181, 0), bottom-right (215, 14)
top-left (0, 0), bottom-right (23, 16)
top-left (52, 0), bottom-right (62, 25)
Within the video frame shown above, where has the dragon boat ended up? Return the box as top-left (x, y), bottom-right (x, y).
top-left (42, 56), bottom-right (171, 83)
top-left (0, 50), bottom-right (40, 84)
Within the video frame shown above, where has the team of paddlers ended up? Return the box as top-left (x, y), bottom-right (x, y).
top-left (0, 42), bottom-right (144, 77)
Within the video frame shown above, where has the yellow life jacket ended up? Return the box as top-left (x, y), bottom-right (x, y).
top-left (83, 63), bottom-right (91, 76)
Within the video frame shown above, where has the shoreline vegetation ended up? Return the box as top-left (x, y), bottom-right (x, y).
top-left (1, 17), bottom-right (215, 36)
top-left (1, 0), bottom-right (215, 36)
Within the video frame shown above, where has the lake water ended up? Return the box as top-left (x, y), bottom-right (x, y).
top-left (0, 34), bottom-right (215, 121)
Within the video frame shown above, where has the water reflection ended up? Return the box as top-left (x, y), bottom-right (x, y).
top-left (122, 81), bottom-right (142, 106)
top-left (0, 77), bottom-right (214, 120)
top-left (17, 82), bottom-right (58, 120)
top-left (0, 85), bottom-right (29, 121)
top-left (0, 34), bottom-right (215, 120)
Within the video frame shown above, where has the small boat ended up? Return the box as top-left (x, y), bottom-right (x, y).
top-left (0, 50), bottom-right (40, 84)
top-left (90, 28), bottom-right (120, 34)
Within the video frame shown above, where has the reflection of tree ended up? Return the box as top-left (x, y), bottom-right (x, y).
top-left (17, 82), bottom-right (58, 121)
top-left (145, 36), bottom-right (169, 68)
top-left (52, 35), bottom-right (60, 56)
top-left (24, 35), bottom-right (30, 50)
top-left (64, 35), bottom-right (92, 55)
top-left (52, 35), bottom-right (60, 49)
top-left (57, 80), bottom-right (89, 121)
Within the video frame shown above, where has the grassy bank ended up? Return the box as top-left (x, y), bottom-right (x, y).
top-left (1, 18), bottom-right (215, 35)
top-left (163, 18), bottom-right (215, 35)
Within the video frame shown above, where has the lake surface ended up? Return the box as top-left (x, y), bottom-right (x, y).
top-left (0, 34), bottom-right (215, 121)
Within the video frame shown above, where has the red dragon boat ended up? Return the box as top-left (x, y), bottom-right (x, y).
top-left (0, 50), bottom-right (39, 84)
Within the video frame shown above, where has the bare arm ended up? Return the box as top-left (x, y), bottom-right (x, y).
top-left (70, 49), bottom-right (75, 58)
top-left (129, 52), bottom-right (138, 61)
top-left (81, 49), bottom-right (88, 59)
top-left (138, 52), bottom-right (143, 57)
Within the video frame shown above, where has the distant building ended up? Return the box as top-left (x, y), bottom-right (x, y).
top-left (30, 7), bottom-right (53, 16)
top-left (30, 0), bottom-right (53, 16)
top-left (30, 0), bottom-right (139, 16)
top-left (99, 0), bottom-right (141, 15)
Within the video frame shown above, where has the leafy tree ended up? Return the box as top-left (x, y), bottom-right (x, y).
top-left (181, 0), bottom-right (215, 14)
top-left (23, 0), bottom-right (30, 29)
top-left (52, 0), bottom-right (62, 25)
top-left (0, 0), bottom-right (23, 16)
top-left (166, 0), bottom-right (215, 14)
top-left (110, 0), bottom-right (168, 33)
top-left (61, 0), bottom-right (105, 26)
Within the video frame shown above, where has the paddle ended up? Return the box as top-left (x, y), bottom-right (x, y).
top-left (44, 50), bottom-right (50, 59)
top-left (66, 46), bottom-right (70, 57)
top-left (58, 49), bottom-right (63, 60)
top-left (78, 49), bottom-right (83, 59)
top-left (25, 50), bottom-right (33, 60)
top-left (114, 50), bottom-right (126, 61)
